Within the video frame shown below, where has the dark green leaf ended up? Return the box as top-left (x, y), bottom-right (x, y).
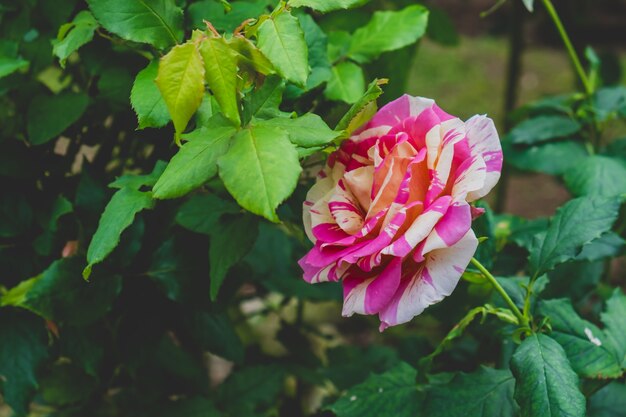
top-left (528, 196), bottom-right (622, 276)
top-left (426, 7), bottom-right (459, 46)
top-left (84, 188), bottom-right (154, 278)
top-left (184, 311), bottom-right (244, 363)
top-left (601, 289), bottom-right (626, 368)
top-left (593, 86), bottom-right (626, 122)
top-left (33, 196), bottom-right (73, 256)
top-left (587, 382), bottom-right (626, 417)
top-left (175, 193), bottom-right (239, 235)
top-left (218, 365), bottom-right (286, 412)
top-left (209, 214), bottom-right (259, 300)
top-left (218, 125), bottom-right (301, 222)
top-left (27, 92), bottom-right (89, 145)
top-left (348, 5), bottom-right (428, 63)
top-left (188, 0), bottom-right (268, 33)
top-left (131, 60), bottom-right (170, 129)
top-left (507, 116), bottom-right (581, 145)
top-left (153, 125), bottom-right (237, 199)
top-left (2, 258), bottom-right (122, 326)
top-left (504, 140), bottom-right (589, 175)
top-left (87, 0), bottom-right (183, 49)
top-left (425, 366), bottom-right (518, 417)
top-left (575, 232), bottom-right (625, 262)
top-left (510, 333), bottom-right (585, 417)
top-left (327, 362), bottom-right (421, 417)
top-left (538, 299), bottom-right (622, 379)
top-left (157, 397), bottom-right (221, 417)
top-left (0, 310), bottom-right (48, 416)
top-left (39, 363), bottom-right (96, 406)
top-left (564, 156), bottom-right (626, 197)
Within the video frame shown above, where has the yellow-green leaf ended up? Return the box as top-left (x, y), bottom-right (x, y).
top-left (199, 37), bottom-right (240, 125)
top-left (156, 42), bottom-right (205, 140)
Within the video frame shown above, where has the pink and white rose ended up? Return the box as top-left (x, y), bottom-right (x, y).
top-left (299, 95), bottom-right (503, 330)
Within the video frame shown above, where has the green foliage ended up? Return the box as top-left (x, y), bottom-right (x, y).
top-left (257, 11), bottom-right (308, 87)
top-left (511, 333), bottom-right (586, 417)
top-left (347, 5), bottom-right (429, 64)
top-left (156, 42), bottom-right (206, 139)
top-left (538, 299), bottom-right (623, 378)
top-left (131, 60), bottom-right (171, 129)
top-left (27, 92), bottom-right (89, 145)
top-left (218, 125), bottom-right (301, 222)
top-left (1, 0), bottom-right (626, 416)
top-left (87, 0), bottom-right (183, 49)
top-left (528, 196), bottom-right (621, 276)
top-left (425, 367), bottom-right (518, 417)
top-left (327, 362), bottom-right (422, 417)
top-left (84, 187), bottom-right (154, 278)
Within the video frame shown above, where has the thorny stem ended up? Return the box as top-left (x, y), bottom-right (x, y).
top-left (540, 0), bottom-right (593, 95)
top-left (470, 257), bottom-right (528, 327)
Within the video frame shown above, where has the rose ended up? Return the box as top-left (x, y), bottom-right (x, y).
top-left (299, 95), bottom-right (502, 330)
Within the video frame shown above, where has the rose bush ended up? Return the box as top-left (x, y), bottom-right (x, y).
top-left (300, 95), bottom-right (502, 329)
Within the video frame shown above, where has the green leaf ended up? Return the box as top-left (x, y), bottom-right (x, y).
top-left (289, 0), bottom-right (369, 12)
top-left (33, 196), bottom-right (73, 256)
top-left (131, 60), bottom-right (171, 129)
top-left (593, 86), bottom-right (626, 122)
top-left (188, 0), bottom-right (269, 33)
top-left (184, 311), bottom-right (244, 363)
top-left (27, 92), bottom-right (89, 145)
top-left (425, 367), bottom-right (518, 417)
top-left (327, 362), bottom-right (421, 417)
top-left (348, 5), bottom-right (428, 63)
top-left (228, 36), bottom-right (275, 76)
top-left (86, 0), bottom-right (183, 49)
top-left (175, 193), bottom-right (239, 235)
top-left (218, 125), bottom-right (302, 222)
top-left (538, 299), bottom-right (623, 379)
top-left (507, 116), bottom-right (581, 145)
top-left (109, 160), bottom-right (168, 190)
top-left (325, 61), bottom-right (365, 104)
top-left (0, 57), bottom-right (28, 79)
top-left (84, 188), bottom-right (154, 278)
top-left (0, 310), bottom-right (48, 416)
top-left (156, 42), bottom-right (206, 139)
top-left (242, 75), bottom-right (285, 124)
top-left (588, 383), bottom-right (626, 417)
top-left (3, 258), bottom-right (122, 326)
top-left (257, 11), bottom-right (308, 87)
top-left (39, 363), bottom-right (96, 407)
top-left (52, 11), bottom-right (98, 67)
top-left (209, 214), bottom-right (259, 300)
top-left (426, 7), bottom-right (459, 46)
top-left (601, 289), bottom-right (626, 367)
top-left (296, 13), bottom-right (331, 92)
top-left (510, 333), bottom-right (585, 417)
top-left (256, 113), bottom-right (339, 147)
top-left (153, 125), bottom-right (237, 199)
top-left (503, 140), bottom-right (589, 176)
top-left (336, 78), bottom-right (385, 133)
top-left (218, 365), bottom-right (286, 412)
top-left (522, 0), bottom-right (534, 12)
top-left (157, 397), bottom-right (221, 417)
top-left (528, 196), bottom-right (622, 276)
top-left (564, 155), bottom-right (626, 197)
top-left (199, 37), bottom-right (240, 125)
top-left (575, 232), bottom-right (625, 262)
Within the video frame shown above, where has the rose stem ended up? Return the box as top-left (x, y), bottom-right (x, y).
top-left (540, 0), bottom-right (592, 95)
top-left (470, 257), bottom-right (528, 327)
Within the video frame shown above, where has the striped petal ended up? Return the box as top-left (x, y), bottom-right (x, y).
top-left (379, 229), bottom-right (478, 330)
